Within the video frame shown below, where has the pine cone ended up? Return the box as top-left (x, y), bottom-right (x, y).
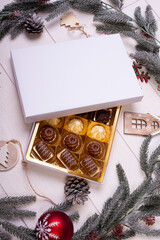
top-left (25, 13), bottom-right (44, 34)
top-left (64, 176), bottom-right (90, 205)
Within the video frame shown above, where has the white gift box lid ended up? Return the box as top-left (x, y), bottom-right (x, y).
top-left (11, 35), bottom-right (143, 123)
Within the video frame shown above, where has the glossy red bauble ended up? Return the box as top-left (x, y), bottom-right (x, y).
top-left (35, 210), bottom-right (73, 240)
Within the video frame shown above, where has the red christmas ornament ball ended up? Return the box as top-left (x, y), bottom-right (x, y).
top-left (35, 211), bottom-right (73, 240)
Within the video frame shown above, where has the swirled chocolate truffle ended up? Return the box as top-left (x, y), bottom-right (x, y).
top-left (86, 141), bottom-right (102, 158)
top-left (40, 125), bottom-right (57, 143)
top-left (96, 110), bottom-right (111, 124)
top-left (68, 118), bottom-right (84, 134)
top-left (35, 141), bottom-right (53, 161)
top-left (90, 125), bottom-right (106, 141)
top-left (63, 133), bottom-right (80, 151)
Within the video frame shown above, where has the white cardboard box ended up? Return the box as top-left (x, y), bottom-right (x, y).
top-left (11, 35), bottom-right (143, 123)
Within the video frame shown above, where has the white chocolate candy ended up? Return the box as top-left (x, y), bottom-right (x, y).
top-left (90, 125), bottom-right (106, 141)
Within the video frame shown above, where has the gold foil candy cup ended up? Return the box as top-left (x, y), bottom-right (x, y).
top-left (80, 155), bottom-right (101, 178)
top-left (57, 148), bottom-right (79, 170)
top-left (84, 139), bottom-right (105, 160)
top-left (33, 140), bottom-right (54, 162)
top-left (87, 121), bottom-right (111, 142)
top-left (64, 116), bottom-right (88, 135)
top-left (46, 117), bottom-right (64, 128)
top-left (61, 132), bottom-right (83, 153)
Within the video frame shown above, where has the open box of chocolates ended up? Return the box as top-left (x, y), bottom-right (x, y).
top-left (26, 106), bottom-right (120, 183)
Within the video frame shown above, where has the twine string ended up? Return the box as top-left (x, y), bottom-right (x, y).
top-left (7, 139), bottom-right (57, 205)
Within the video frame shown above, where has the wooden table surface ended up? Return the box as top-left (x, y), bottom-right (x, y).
top-left (0, 0), bottom-right (160, 239)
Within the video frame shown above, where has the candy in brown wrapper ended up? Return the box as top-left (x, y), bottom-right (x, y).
top-left (96, 110), bottom-right (111, 125)
top-left (58, 149), bottom-right (78, 170)
top-left (40, 125), bottom-right (58, 143)
top-left (33, 141), bottom-right (54, 161)
top-left (80, 155), bottom-right (100, 177)
top-left (62, 133), bottom-right (81, 152)
top-left (85, 140), bottom-right (104, 159)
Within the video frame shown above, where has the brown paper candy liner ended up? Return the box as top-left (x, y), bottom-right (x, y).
top-left (64, 116), bottom-right (88, 135)
top-left (33, 140), bottom-right (55, 162)
top-left (80, 155), bottom-right (101, 178)
top-left (87, 121), bottom-right (111, 142)
top-left (84, 138), bottom-right (106, 160)
top-left (57, 148), bottom-right (79, 170)
top-left (61, 131), bottom-right (83, 153)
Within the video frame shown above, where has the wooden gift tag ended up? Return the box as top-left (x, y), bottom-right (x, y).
top-left (0, 141), bottom-right (18, 171)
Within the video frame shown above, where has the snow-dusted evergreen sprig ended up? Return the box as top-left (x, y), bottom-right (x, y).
top-left (0, 221), bottom-right (36, 240)
top-left (145, 5), bottom-right (158, 36)
top-left (72, 136), bottom-right (160, 240)
top-left (0, 230), bottom-right (12, 240)
top-left (135, 5), bottom-right (158, 36)
top-left (0, 208), bottom-right (36, 219)
top-left (140, 134), bottom-right (152, 177)
top-left (130, 51), bottom-right (160, 84)
top-left (0, 196), bottom-right (36, 206)
top-left (47, 200), bottom-right (73, 212)
top-left (109, 0), bottom-right (124, 10)
top-left (96, 22), bottom-right (135, 34)
top-left (69, 212), bottom-right (80, 222)
top-left (94, 10), bottom-right (131, 24)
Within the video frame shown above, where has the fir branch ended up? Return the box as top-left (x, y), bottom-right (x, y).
top-left (104, 178), bottom-right (151, 234)
top-left (45, 0), bottom-right (70, 21)
top-left (119, 230), bottom-right (136, 239)
top-left (134, 6), bottom-right (147, 31)
top-left (139, 135), bottom-right (152, 177)
top-left (47, 200), bottom-right (72, 212)
top-left (0, 230), bottom-right (12, 240)
top-left (109, 0), bottom-right (124, 10)
top-left (116, 164), bottom-right (130, 196)
top-left (145, 5), bottom-right (158, 35)
top-left (72, 213), bottom-right (99, 240)
top-left (0, 221), bottom-right (37, 240)
top-left (100, 185), bottom-right (127, 230)
top-left (124, 31), bottom-right (159, 53)
top-left (127, 210), bottom-right (160, 224)
top-left (70, 0), bottom-right (102, 14)
top-left (69, 212), bottom-right (80, 222)
top-left (94, 10), bottom-right (131, 24)
top-left (0, 20), bottom-right (15, 40)
top-left (0, 208), bottom-right (36, 219)
top-left (148, 145), bottom-right (160, 173)
top-left (130, 51), bottom-right (160, 83)
top-left (2, 2), bottom-right (39, 12)
top-left (96, 22), bottom-right (135, 34)
top-left (0, 196), bottom-right (36, 207)
top-left (128, 224), bottom-right (160, 236)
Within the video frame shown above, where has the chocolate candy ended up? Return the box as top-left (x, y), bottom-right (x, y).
top-left (80, 156), bottom-right (100, 177)
top-left (59, 149), bottom-right (78, 170)
top-left (40, 125), bottom-right (57, 143)
top-left (68, 118), bottom-right (84, 134)
top-left (90, 125), bottom-right (106, 141)
top-left (63, 133), bottom-right (80, 151)
top-left (96, 110), bottom-right (111, 124)
top-left (86, 140), bottom-right (103, 158)
top-left (34, 141), bottom-right (53, 161)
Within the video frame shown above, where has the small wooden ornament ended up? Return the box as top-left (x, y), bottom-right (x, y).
top-left (124, 112), bottom-right (160, 136)
top-left (0, 140), bottom-right (18, 171)
top-left (60, 12), bottom-right (87, 37)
